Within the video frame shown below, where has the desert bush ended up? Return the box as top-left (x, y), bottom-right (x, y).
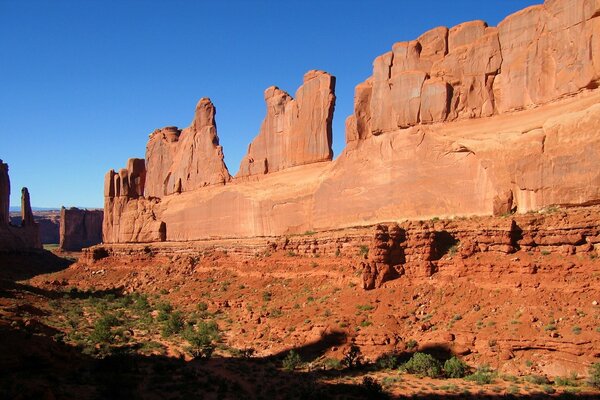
top-left (589, 363), bottom-right (600, 388)
top-left (465, 364), bottom-right (496, 385)
top-left (401, 352), bottom-right (442, 378)
top-left (444, 356), bottom-right (469, 378)
top-left (282, 350), bottom-right (302, 371)
top-left (376, 353), bottom-right (400, 370)
top-left (184, 320), bottom-right (220, 359)
top-left (90, 313), bottom-right (119, 344)
top-left (342, 344), bottom-right (364, 369)
top-left (405, 339), bottom-right (418, 351)
top-left (524, 374), bottom-right (549, 385)
top-left (359, 245), bottom-right (369, 258)
top-left (323, 357), bottom-right (342, 370)
top-left (161, 311), bottom-right (184, 337)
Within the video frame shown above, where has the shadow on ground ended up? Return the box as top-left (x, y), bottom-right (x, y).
top-left (0, 252), bottom-right (597, 399)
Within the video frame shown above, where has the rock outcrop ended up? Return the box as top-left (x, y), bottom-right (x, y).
top-left (59, 207), bottom-right (103, 251)
top-left (0, 160), bottom-right (41, 251)
top-left (145, 98), bottom-right (231, 198)
top-left (102, 0), bottom-right (600, 244)
top-left (236, 70), bottom-right (335, 177)
top-left (345, 0), bottom-right (600, 142)
top-left (103, 159), bottom-right (166, 243)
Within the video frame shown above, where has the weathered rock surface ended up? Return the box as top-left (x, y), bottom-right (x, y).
top-left (236, 70), bottom-right (335, 177)
top-left (103, 160), bottom-right (166, 244)
top-left (0, 160), bottom-right (9, 225)
top-left (144, 98), bottom-right (230, 198)
top-left (102, 0), bottom-right (600, 244)
top-left (345, 0), bottom-right (599, 141)
top-left (0, 160), bottom-right (41, 251)
top-left (59, 207), bottom-right (103, 251)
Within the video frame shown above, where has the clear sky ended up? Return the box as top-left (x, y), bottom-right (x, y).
top-left (1, 0), bottom-right (541, 209)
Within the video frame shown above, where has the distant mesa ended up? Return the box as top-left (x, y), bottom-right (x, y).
top-left (102, 0), bottom-right (600, 244)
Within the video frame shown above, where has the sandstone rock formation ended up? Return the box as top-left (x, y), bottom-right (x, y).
top-left (103, 159), bottom-right (166, 243)
top-left (236, 70), bottom-right (335, 177)
top-left (59, 207), bottom-right (103, 251)
top-left (0, 160), bottom-right (41, 251)
top-left (0, 160), bottom-right (9, 225)
top-left (102, 0), bottom-right (600, 244)
top-left (145, 98), bottom-right (230, 198)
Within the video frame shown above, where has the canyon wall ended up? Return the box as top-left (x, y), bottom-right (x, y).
top-left (103, 0), bottom-right (600, 244)
top-left (0, 160), bottom-right (41, 251)
top-left (59, 207), bottom-right (103, 251)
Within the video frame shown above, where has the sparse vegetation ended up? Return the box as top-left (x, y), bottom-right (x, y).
top-left (282, 350), bottom-right (303, 371)
top-left (465, 365), bottom-right (496, 385)
top-left (401, 352), bottom-right (442, 378)
top-left (589, 363), bottom-right (600, 388)
top-left (443, 356), bottom-right (469, 378)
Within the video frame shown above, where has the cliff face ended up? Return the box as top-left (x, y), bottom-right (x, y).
top-left (237, 70), bottom-right (336, 177)
top-left (0, 160), bottom-right (41, 251)
top-left (103, 0), bottom-right (600, 244)
top-left (144, 98), bottom-right (231, 198)
top-left (59, 207), bottom-right (103, 251)
top-left (345, 0), bottom-right (600, 141)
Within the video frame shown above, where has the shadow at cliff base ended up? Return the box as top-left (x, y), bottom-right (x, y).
top-left (0, 249), bottom-right (73, 282)
top-left (2, 314), bottom-right (599, 399)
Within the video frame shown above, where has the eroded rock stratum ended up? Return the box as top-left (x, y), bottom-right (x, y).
top-left (104, 0), bottom-right (600, 244)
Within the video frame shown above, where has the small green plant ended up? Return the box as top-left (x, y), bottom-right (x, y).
top-left (90, 313), bottom-right (119, 344)
top-left (555, 372), bottom-right (579, 387)
top-left (356, 304), bottom-right (375, 312)
top-left (465, 365), bottom-right (496, 385)
top-left (525, 359), bottom-right (534, 367)
top-left (589, 363), bottom-right (600, 388)
top-left (524, 374), bottom-right (549, 385)
top-left (544, 323), bottom-right (557, 331)
top-left (197, 302), bottom-right (209, 312)
top-left (405, 339), bottom-right (418, 351)
top-left (572, 325), bottom-right (582, 335)
top-left (444, 356), bottom-right (470, 378)
top-left (335, 248), bottom-right (341, 257)
top-left (359, 245), bottom-right (369, 258)
top-left (303, 230), bottom-right (316, 236)
top-left (184, 320), bottom-right (220, 359)
top-left (376, 352), bottom-right (400, 370)
top-left (323, 357), bottom-right (342, 370)
top-left (401, 352), bottom-right (442, 378)
top-left (161, 311), bottom-right (184, 337)
top-left (282, 350), bottom-right (302, 371)
top-left (262, 291), bottom-right (272, 302)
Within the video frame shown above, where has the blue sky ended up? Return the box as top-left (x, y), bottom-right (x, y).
top-left (1, 0), bottom-right (541, 208)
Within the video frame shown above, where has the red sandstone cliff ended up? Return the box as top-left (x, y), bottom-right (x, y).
top-left (236, 70), bottom-right (336, 177)
top-left (59, 207), bottom-right (103, 251)
top-left (102, 0), bottom-right (600, 244)
top-left (145, 98), bottom-right (231, 198)
top-left (0, 159), bottom-right (41, 251)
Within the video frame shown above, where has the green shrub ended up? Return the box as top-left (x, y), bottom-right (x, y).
top-left (589, 363), bottom-right (600, 388)
top-left (90, 314), bottom-right (119, 344)
top-left (184, 320), bottom-right (220, 359)
top-left (444, 356), bottom-right (469, 378)
top-left (323, 357), bottom-right (342, 370)
top-left (405, 339), bottom-right (418, 351)
top-left (524, 374), bottom-right (549, 385)
top-left (401, 352), bottom-right (442, 378)
top-left (555, 372), bottom-right (579, 387)
top-left (359, 245), bottom-right (369, 258)
top-left (282, 350), bottom-right (302, 371)
top-left (161, 311), bottom-right (184, 337)
top-left (465, 365), bottom-right (496, 385)
top-left (376, 353), bottom-right (400, 370)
